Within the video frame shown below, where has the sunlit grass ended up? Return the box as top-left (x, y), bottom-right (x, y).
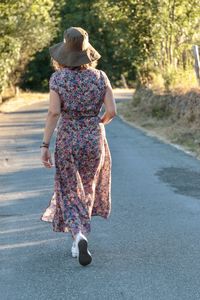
top-left (151, 68), bottom-right (199, 93)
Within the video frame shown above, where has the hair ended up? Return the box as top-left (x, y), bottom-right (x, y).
top-left (51, 58), bottom-right (98, 71)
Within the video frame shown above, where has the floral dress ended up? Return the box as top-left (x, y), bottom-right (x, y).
top-left (40, 67), bottom-right (112, 236)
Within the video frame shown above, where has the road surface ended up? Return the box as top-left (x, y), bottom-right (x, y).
top-left (1, 92), bottom-right (200, 299)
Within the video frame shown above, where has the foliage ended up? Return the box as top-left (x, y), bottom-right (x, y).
top-left (153, 0), bottom-right (200, 68)
top-left (1, 0), bottom-right (200, 95)
top-left (150, 0), bottom-right (200, 89)
top-left (0, 0), bottom-right (57, 97)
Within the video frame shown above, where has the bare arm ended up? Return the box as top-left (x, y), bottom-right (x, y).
top-left (100, 83), bottom-right (117, 125)
top-left (41, 90), bottom-right (61, 168)
top-left (42, 90), bottom-right (61, 144)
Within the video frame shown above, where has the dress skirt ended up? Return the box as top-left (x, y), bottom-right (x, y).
top-left (40, 115), bottom-right (112, 236)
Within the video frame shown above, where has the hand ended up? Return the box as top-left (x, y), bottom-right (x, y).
top-left (41, 147), bottom-right (54, 168)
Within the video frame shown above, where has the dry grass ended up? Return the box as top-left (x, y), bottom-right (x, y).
top-left (117, 86), bottom-right (200, 158)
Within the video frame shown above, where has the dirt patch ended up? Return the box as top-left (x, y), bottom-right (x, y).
top-left (0, 92), bottom-right (49, 113)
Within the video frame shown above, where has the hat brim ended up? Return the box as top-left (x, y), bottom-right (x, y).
top-left (49, 41), bottom-right (101, 67)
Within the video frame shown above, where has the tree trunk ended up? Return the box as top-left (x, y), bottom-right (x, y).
top-left (192, 45), bottom-right (200, 86)
top-left (121, 74), bottom-right (128, 88)
top-left (182, 50), bottom-right (187, 70)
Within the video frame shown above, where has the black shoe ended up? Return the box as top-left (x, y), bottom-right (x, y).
top-left (78, 239), bottom-right (92, 266)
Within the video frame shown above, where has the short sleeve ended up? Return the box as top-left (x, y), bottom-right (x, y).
top-left (100, 70), bottom-right (111, 87)
top-left (49, 72), bottom-right (59, 93)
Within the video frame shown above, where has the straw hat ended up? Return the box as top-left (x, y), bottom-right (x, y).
top-left (49, 27), bottom-right (101, 67)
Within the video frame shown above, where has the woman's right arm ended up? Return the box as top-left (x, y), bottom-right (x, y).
top-left (100, 83), bottom-right (117, 125)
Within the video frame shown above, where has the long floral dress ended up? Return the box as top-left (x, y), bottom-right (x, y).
top-left (40, 67), bottom-right (112, 236)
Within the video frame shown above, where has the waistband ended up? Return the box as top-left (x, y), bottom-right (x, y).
top-left (61, 112), bottom-right (101, 121)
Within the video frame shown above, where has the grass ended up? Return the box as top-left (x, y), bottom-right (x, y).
top-left (117, 83), bottom-right (200, 158)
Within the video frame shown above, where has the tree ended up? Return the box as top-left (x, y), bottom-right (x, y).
top-left (152, 0), bottom-right (200, 69)
top-left (3, 0), bottom-right (200, 93)
top-left (0, 0), bottom-right (57, 99)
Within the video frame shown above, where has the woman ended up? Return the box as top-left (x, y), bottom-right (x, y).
top-left (40, 27), bottom-right (117, 266)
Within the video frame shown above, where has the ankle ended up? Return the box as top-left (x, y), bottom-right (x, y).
top-left (73, 231), bottom-right (81, 240)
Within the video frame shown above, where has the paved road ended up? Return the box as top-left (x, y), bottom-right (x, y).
top-left (1, 93), bottom-right (200, 300)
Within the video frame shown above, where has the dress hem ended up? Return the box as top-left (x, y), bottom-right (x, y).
top-left (39, 212), bottom-right (111, 233)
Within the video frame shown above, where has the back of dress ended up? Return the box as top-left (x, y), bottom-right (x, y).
top-left (49, 67), bottom-right (109, 120)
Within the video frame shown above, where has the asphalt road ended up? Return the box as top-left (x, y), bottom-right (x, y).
top-left (1, 93), bottom-right (200, 300)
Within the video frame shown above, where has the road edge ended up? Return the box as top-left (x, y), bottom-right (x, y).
top-left (117, 113), bottom-right (199, 160)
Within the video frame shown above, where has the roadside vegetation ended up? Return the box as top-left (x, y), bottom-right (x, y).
top-left (117, 73), bottom-right (200, 157)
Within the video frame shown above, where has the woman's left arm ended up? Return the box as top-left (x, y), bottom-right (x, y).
top-left (41, 90), bottom-right (61, 168)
